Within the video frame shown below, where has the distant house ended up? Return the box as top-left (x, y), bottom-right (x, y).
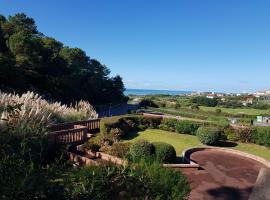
top-left (206, 93), bottom-right (216, 99)
top-left (242, 96), bottom-right (254, 106)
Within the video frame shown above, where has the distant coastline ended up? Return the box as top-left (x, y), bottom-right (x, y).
top-left (124, 88), bottom-right (193, 96)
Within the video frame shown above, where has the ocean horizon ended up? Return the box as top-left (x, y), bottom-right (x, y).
top-left (124, 88), bottom-right (193, 96)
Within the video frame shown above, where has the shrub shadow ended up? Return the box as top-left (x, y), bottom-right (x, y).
top-left (207, 186), bottom-right (252, 200)
top-left (214, 141), bottom-right (238, 147)
top-left (122, 131), bottom-right (139, 140)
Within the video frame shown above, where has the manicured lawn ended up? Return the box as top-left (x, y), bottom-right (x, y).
top-left (123, 129), bottom-right (270, 161)
top-left (200, 106), bottom-right (269, 116)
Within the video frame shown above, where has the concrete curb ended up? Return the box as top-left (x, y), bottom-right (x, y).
top-left (249, 168), bottom-right (270, 200)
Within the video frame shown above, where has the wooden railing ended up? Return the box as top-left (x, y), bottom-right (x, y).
top-left (48, 119), bottom-right (101, 145)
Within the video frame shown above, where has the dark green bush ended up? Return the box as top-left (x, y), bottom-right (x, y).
top-left (128, 140), bottom-right (155, 162)
top-left (153, 142), bottom-right (176, 163)
top-left (196, 127), bottom-right (220, 145)
top-left (176, 120), bottom-right (199, 135)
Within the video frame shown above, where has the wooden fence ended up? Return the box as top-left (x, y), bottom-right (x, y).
top-left (48, 119), bottom-right (101, 145)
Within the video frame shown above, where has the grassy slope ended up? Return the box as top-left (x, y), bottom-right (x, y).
top-left (200, 106), bottom-right (269, 116)
top-left (123, 129), bottom-right (270, 161)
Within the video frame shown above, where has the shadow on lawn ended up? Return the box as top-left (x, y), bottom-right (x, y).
top-left (214, 141), bottom-right (238, 147)
top-left (122, 131), bottom-right (139, 140)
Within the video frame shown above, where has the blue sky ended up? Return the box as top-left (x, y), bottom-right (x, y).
top-left (1, 0), bottom-right (270, 92)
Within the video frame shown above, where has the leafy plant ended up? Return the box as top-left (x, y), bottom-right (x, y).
top-left (196, 127), bottom-right (220, 145)
top-left (153, 142), bottom-right (176, 163)
top-left (176, 120), bottom-right (199, 135)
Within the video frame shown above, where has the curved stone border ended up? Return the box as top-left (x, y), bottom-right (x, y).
top-left (249, 168), bottom-right (270, 200)
top-left (182, 146), bottom-right (270, 168)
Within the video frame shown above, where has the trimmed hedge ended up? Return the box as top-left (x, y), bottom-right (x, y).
top-left (175, 120), bottom-right (199, 135)
top-left (196, 127), bottom-right (220, 145)
top-left (153, 142), bottom-right (176, 163)
top-left (129, 140), bottom-right (155, 162)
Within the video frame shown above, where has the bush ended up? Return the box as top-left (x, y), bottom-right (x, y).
top-left (224, 127), bottom-right (238, 141)
top-left (176, 120), bottom-right (199, 135)
top-left (108, 142), bottom-right (131, 158)
top-left (153, 142), bottom-right (176, 163)
top-left (128, 140), bottom-right (155, 162)
top-left (196, 127), bottom-right (220, 145)
top-left (135, 160), bottom-right (190, 199)
top-left (159, 118), bottom-right (178, 132)
top-left (100, 115), bottom-right (162, 142)
top-left (253, 127), bottom-right (270, 147)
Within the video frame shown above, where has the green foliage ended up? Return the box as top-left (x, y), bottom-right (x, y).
top-left (0, 13), bottom-right (126, 105)
top-left (223, 127), bottom-right (254, 143)
top-left (134, 160), bottom-right (190, 200)
top-left (196, 127), bottom-right (220, 145)
top-left (153, 142), bottom-right (176, 163)
top-left (159, 118), bottom-right (178, 132)
top-left (253, 127), bottom-right (270, 147)
top-left (107, 142), bottom-right (131, 158)
top-left (191, 96), bottom-right (218, 107)
top-left (139, 99), bottom-right (159, 108)
top-left (176, 120), bottom-right (199, 135)
top-left (128, 140), bottom-right (155, 162)
top-left (100, 115), bottom-right (161, 142)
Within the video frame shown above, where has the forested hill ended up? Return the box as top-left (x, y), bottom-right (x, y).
top-left (0, 13), bottom-right (127, 105)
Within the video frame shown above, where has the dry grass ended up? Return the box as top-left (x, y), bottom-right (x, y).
top-left (0, 91), bottom-right (98, 127)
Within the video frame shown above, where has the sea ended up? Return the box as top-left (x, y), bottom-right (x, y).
top-left (124, 89), bottom-right (193, 96)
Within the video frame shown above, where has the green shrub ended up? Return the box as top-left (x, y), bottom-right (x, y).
top-left (253, 127), bottom-right (270, 147)
top-left (176, 120), bottom-right (199, 135)
top-left (135, 160), bottom-right (190, 199)
top-left (108, 142), bottom-right (131, 158)
top-left (196, 127), bottom-right (220, 145)
top-left (153, 142), bottom-right (176, 163)
top-left (100, 115), bottom-right (161, 142)
top-left (159, 118), bottom-right (178, 132)
top-left (224, 127), bottom-right (238, 141)
top-left (128, 140), bottom-right (155, 162)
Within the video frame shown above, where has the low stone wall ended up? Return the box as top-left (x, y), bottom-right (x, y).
top-left (67, 152), bottom-right (99, 166)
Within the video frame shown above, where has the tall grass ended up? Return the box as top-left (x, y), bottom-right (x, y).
top-left (0, 91), bottom-right (98, 127)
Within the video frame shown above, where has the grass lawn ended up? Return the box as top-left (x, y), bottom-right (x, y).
top-left (200, 106), bottom-right (269, 116)
top-left (123, 129), bottom-right (270, 161)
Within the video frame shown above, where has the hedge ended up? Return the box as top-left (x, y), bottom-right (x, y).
top-left (175, 120), bottom-right (199, 135)
top-left (196, 127), bottom-right (220, 145)
top-left (153, 142), bottom-right (176, 163)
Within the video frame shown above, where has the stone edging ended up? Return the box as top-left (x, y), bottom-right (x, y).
top-left (182, 146), bottom-right (270, 168)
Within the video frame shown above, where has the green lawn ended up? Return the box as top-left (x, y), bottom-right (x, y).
top-left (199, 106), bottom-right (269, 116)
top-left (123, 129), bottom-right (270, 161)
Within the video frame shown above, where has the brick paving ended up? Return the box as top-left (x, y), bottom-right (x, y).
top-left (183, 149), bottom-right (267, 200)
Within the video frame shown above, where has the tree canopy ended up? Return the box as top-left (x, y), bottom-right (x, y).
top-left (0, 13), bottom-right (126, 105)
